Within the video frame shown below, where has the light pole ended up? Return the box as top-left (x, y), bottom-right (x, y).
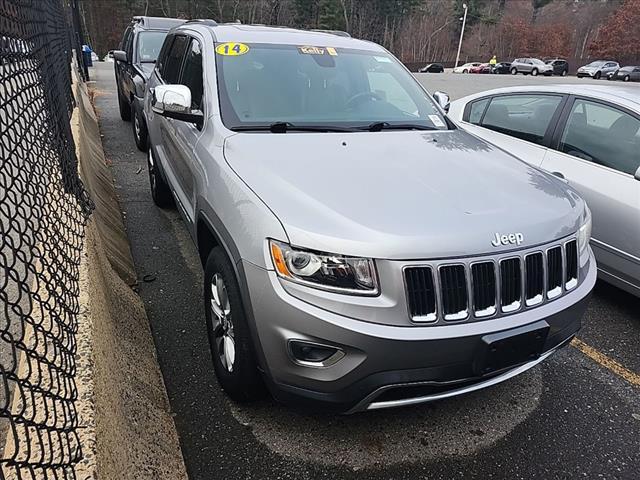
top-left (454, 3), bottom-right (468, 69)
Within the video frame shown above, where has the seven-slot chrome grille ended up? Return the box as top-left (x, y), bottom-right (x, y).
top-left (405, 238), bottom-right (579, 323)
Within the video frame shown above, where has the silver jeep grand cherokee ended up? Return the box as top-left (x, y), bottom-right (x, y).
top-left (145, 21), bottom-right (596, 413)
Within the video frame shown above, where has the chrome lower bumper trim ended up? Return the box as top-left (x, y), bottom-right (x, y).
top-left (352, 338), bottom-right (571, 413)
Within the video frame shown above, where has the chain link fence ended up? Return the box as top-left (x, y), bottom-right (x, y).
top-left (1, 0), bottom-right (92, 478)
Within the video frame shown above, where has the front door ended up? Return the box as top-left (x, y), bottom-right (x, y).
top-left (542, 97), bottom-right (640, 294)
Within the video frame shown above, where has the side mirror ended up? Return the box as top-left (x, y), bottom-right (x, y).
top-left (433, 91), bottom-right (450, 113)
top-left (152, 84), bottom-right (203, 127)
top-left (113, 50), bottom-right (128, 63)
top-left (635, 166), bottom-right (640, 181)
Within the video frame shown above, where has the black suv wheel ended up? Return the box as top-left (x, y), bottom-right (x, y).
top-left (147, 148), bottom-right (173, 208)
top-left (204, 247), bottom-right (266, 402)
top-left (117, 87), bottom-right (131, 121)
top-left (132, 102), bottom-right (148, 151)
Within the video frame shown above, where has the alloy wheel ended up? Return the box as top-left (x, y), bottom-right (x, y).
top-left (134, 113), bottom-right (141, 141)
top-left (211, 273), bottom-right (235, 372)
top-left (148, 149), bottom-right (157, 193)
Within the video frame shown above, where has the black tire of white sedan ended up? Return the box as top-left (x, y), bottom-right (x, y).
top-left (147, 148), bottom-right (174, 208)
top-left (132, 103), bottom-right (148, 152)
top-left (204, 247), bottom-right (266, 402)
top-left (118, 88), bottom-right (131, 121)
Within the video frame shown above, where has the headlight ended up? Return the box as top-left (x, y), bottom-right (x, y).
top-left (577, 206), bottom-right (592, 256)
top-left (269, 240), bottom-right (378, 295)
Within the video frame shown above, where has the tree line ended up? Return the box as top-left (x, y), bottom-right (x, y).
top-left (81, 0), bottom-right (638, 66)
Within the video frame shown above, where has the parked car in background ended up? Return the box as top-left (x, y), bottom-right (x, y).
top-left (113, 15), bottom-right (186, 150)
top-left (145, 22), bottom-right (595, 412)
top-left (453, 62), bottom-right (481, 73)
top-left (103, 50), bottom-right (114, 62)
top-left (418, 63), bottom-right (444, 73)
top-left (470, 63), bottom-right (492, 74)
top-left (492, 62), bottom-right (512, 74)
top-left (449, 85), bottom-right (640, 297)
top-left (608, 66), bottom-right (640, 82)
top-left (510, 58), bottom-right (553, 76)
top-left (576, 60), bottom-right (619, 79)
top-left (544, 58), bottom-right (569, 76)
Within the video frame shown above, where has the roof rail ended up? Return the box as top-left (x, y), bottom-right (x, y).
top-left (311, 29), bottom-right (351, 38)
top-left (185, 19), bottom-right (218, 27)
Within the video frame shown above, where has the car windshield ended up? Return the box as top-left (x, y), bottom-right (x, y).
top-left (586, 61), bottom-right (605, 67)
top-left (136, 31), bottom-right (167, 63)
top-left (215, 43), bottom-right (448, 131)
top-left (532, 59), bottom-right (544, 65)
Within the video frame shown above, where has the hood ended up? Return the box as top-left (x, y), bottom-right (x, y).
top-left (224, 129), bottom-right (583, 259)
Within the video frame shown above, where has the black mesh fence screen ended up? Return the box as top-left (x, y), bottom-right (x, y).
top-left (1, 0), bottom-right (91, 478)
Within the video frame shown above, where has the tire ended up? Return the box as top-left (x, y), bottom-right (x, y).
top-left (132, 102), bottom-right (148, 152)
top-left (561, 69), bottom-right (567, 76)
top-left (118, 87), bottom-right (131, 121)
top-left (147, 148), bottom-right (174, 208)
top-left (594, 71), bottom-right (602, 80)
top-left (531, 68), bottom-right (538, 76)
top-left (204, 247), bottom-right (266, 402)
top-left (624, 75), bottom-right (630, 82)
top-left (511, 68), bottom-right (517, 75)
top-left (463, 69), bottom-right (468, 74)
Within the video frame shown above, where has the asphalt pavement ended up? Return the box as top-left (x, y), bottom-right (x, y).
top-left (92, 64), bottom-right (640, 480)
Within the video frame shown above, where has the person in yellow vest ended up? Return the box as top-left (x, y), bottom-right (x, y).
top-left (489, 55), bottom-right (497, 66)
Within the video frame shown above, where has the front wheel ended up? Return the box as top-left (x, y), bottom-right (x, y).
top-left (594, 71), bottom-right (602, 80)
top-left (463, 69), bottom-right (468, 74)
top-left (511, 68), bottom-right (517, 75)
top-left (624, 75), bottom-right (630, 82)
top-left (561, 70), bottom-right (567, 76)
top-left (204, 247), bottom-right (266, 402)
top-left (531, 68), bottom-right (538, 76)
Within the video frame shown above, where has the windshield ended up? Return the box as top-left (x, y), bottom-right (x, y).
top-left (532, 59), bottom-right (545, 65)
top-left (586, 61), bottom-right (605, 67)
top-left (215, 43), bottom-right (448, 131)
top-left (136, 31), bottom-right (167, 63)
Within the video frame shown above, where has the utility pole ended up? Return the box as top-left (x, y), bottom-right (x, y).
top-left (454, 3), bottom-right (468, 69)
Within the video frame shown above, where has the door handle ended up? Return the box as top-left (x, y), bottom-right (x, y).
top-left (551, 171), bottom-right (565, 180)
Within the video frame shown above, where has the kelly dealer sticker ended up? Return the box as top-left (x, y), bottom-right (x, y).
top-left (215, 42), bottom-right (250, 56)
top-left (298, 46), bottom-right (338, 56)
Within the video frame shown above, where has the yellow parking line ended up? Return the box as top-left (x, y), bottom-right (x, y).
top-left (571, 337), bottom-right (640, 387)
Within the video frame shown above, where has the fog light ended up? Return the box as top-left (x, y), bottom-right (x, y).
top-left (289, 341), bottom-right (344, 367)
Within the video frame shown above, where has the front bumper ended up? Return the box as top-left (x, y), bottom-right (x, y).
top-left (243, 250), bottom-right (596, 413)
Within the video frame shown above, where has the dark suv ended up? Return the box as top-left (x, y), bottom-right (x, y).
top-left (544, 58), bottom-right (569, 76)
top-left (113, 16), bottom-right (186, 150)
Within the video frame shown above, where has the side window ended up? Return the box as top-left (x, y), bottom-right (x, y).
top-left (467, 97), bottom-right (490, 124)
top-left (634, 68), bottom-right (640, 73)
top-left (480, 94), bottom-right (562, 145)
top-left (559, 99), bottom-right (640, 175)
top-left (120, 27), bottom-right (132, 50)
top-left (124, 29), bottom-right (134, 60)
top-left (162, 35), bottom-right (189, 84)
top-left (156, 35), bottom-right (173, 78)
top-left (180, 39), bottom-right (204, 111)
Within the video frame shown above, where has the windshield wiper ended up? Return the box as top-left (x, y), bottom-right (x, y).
top-left (230, 122), bottom-right (357, 133)
top-left (230, 122), bottom-right (356, 133)
top-left (362, 122), bottom-right (441, 132)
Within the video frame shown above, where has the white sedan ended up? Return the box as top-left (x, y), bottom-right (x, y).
top-left (453, 62), bottom-right (481, 74)
top-left (449, 84), bottom-right (640, 297)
